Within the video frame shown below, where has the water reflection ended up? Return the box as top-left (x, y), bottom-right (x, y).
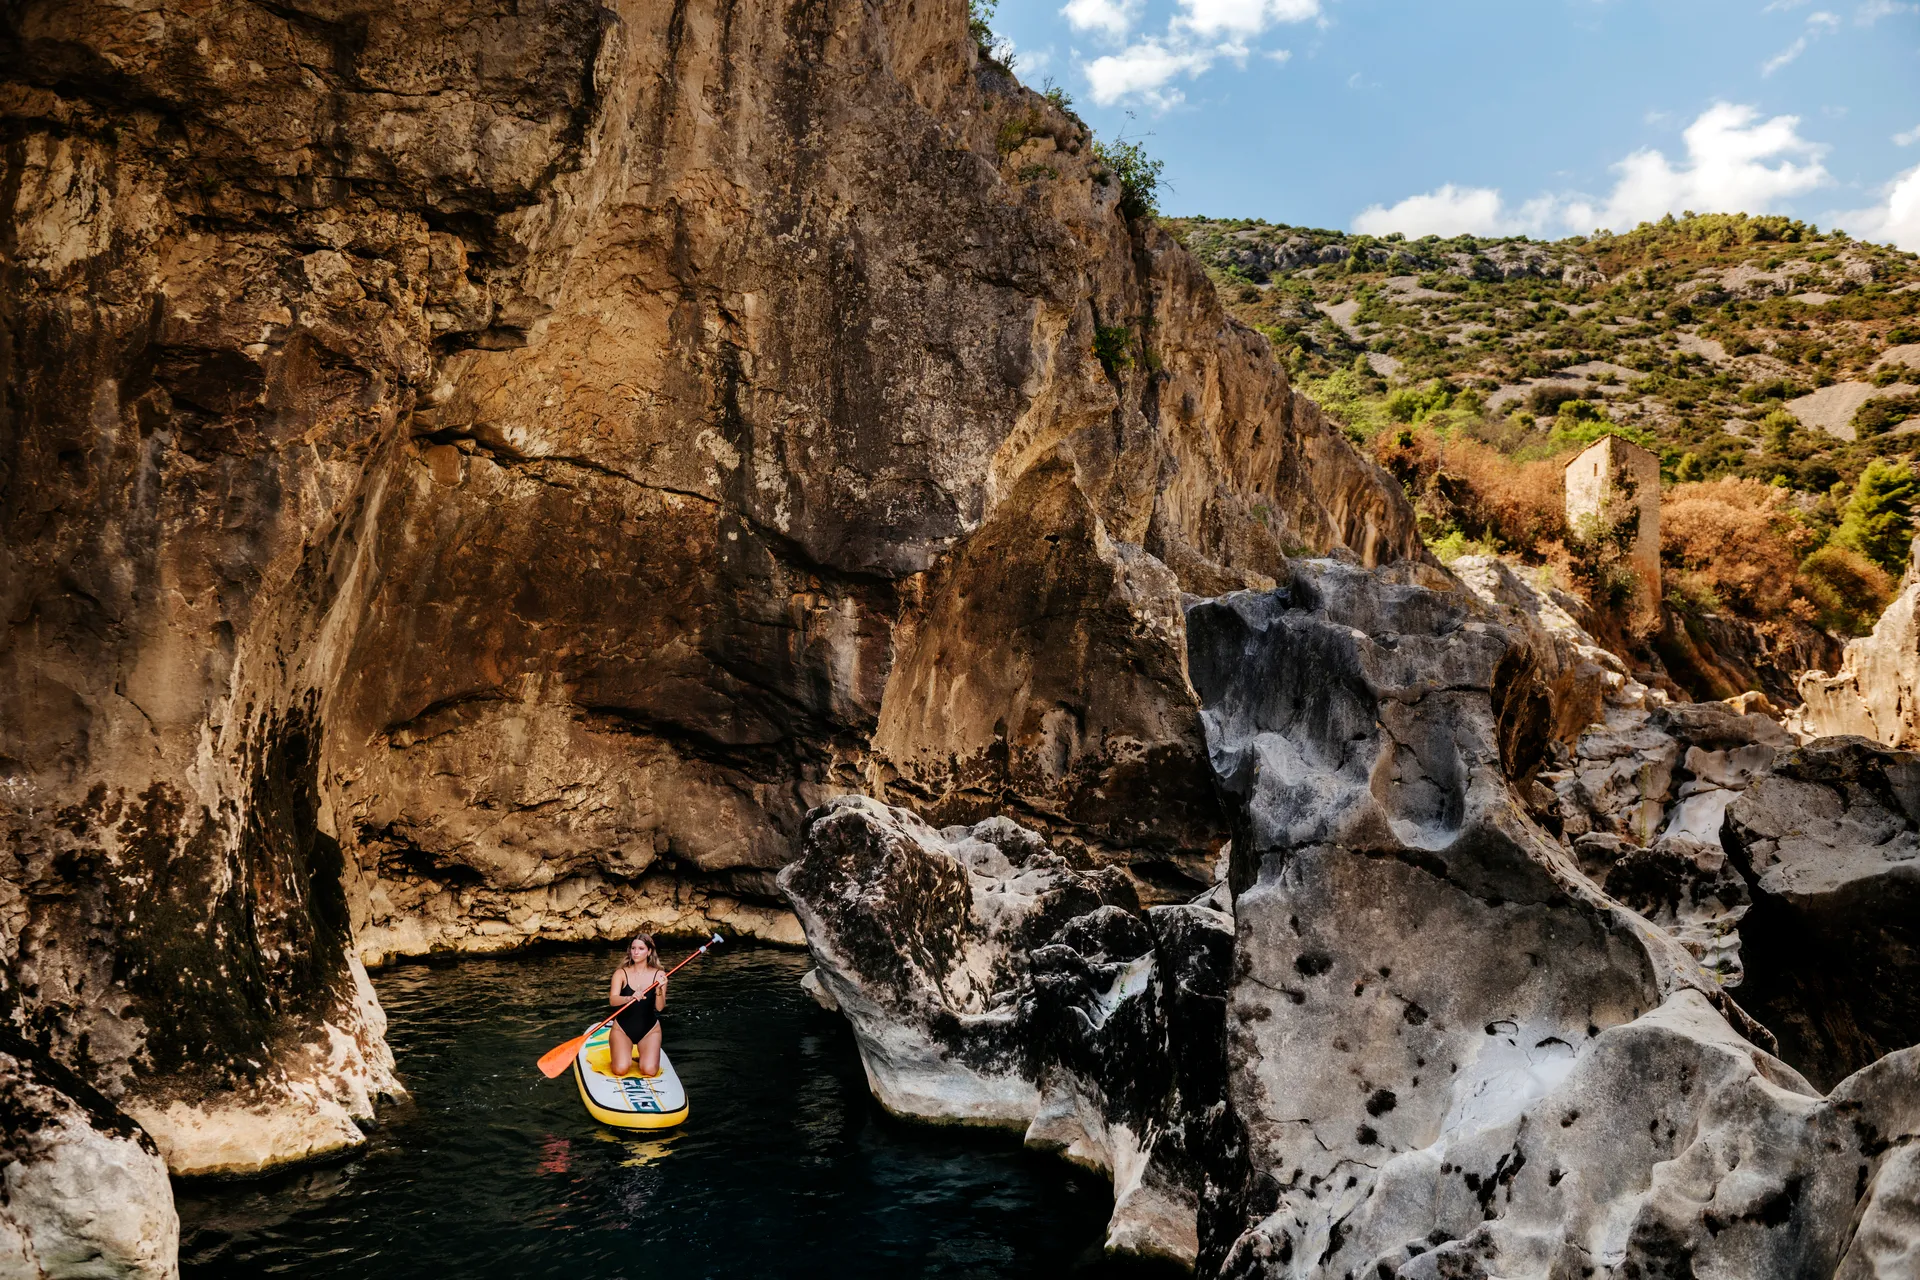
top-left (177, 947), bottom-right (1121, 1279)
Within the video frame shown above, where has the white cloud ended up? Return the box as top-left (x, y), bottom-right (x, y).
top-left (1174, 0), bottom-right (1319, 37)
top-left (1062, 0), bottom-right (1141, 39)
top-left (1351, 103), bottom-right (1833, 239)
top-left (1071, 0), bottom-right (1313, 106)
top-left (1857, 0), bottom-right (1917, 23)
top-left (1574, 103), bottom-right (1830, 226)
top-left (1897, 124), bottom-right (1920, 146)
top-left (1083, 39), bottom-right (1219, 107)
top-left (1009, 41), bottom-right (1053, 74)
top-left (1758, 35), bottom-right (1804, 73)
top-left (1763, 7), bottom-right (1845, 73)
top-left (1353, 185), bottom-right (1533, 238)
top-left (1830, 164), bottom-right (1920, 251)
top-left (1762, 36), bottom-right (1808, 74)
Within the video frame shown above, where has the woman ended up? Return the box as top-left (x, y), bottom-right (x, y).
top-left (607, 933), bottom-right (668, 1078)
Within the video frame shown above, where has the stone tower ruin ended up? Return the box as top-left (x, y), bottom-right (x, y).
top-left (1565, 434), bottom-right (1661, 618)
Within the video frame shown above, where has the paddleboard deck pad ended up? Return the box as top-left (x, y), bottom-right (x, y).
top-left (573, 1024), bottom-right (688, 1129)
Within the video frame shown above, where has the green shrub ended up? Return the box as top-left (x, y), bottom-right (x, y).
top-left (968, 0), bottom-right (996, 46)
top-left (1832, 459), bottom-right (1919, 573)
top-left (1092, 324), bottom-right (1133, 375)
top-left (996, 108), bottom-right (1043, 156)
top-left (1091, 137), bottom-right (1164, 221)
top-left (1763, 408), bottom-right (1798, 453)
top-left (1799, 544), bottom-right (1896, 635)
top-left (1853, 393), bottom-right (1920, 437)
top-left (1526, 383), bottom-right (1584, 416)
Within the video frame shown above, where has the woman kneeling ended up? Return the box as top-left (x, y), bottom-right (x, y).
top-left (608, 933), bottom-right (667, 1077)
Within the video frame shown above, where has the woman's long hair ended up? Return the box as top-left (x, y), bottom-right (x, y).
top-left (627, 932), bottom-right (659, 968)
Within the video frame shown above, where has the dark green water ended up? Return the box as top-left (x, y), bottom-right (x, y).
top-left (177, 947), bottom-right (1126, 1279)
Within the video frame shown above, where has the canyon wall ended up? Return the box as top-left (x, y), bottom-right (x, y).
top-left (0, 0), bottom-right (1424, 1188)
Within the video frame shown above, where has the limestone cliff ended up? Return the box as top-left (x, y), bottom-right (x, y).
top-left (0, 0), bottom-right (1424, 1189)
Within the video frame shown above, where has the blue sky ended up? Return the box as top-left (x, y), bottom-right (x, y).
top-left (984, 0), bottom-right (1920, 248)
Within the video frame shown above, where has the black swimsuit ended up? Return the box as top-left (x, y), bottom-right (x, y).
top-left (614, 970), bottom-right (661, 1042)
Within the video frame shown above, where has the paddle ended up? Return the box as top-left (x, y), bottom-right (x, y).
top-left (536, 933), bottom-right (724, 1078)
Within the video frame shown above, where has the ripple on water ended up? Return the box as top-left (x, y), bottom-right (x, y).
top-left (177, 948), bottom-right (1135, 1279)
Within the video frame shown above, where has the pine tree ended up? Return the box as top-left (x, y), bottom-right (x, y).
top-left (1833, 460), bottom-right (1920, 575)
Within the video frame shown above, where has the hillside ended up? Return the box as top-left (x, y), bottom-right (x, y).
top-left (1164, 213), bottom-right (1920, 655)
top-left (1166, 214), bottom-right (1919, 482)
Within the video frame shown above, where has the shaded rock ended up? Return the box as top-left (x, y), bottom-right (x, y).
top-left (1655, 607), bottom-right (1843, 708)
top-left (0, 1029), bottom-right (177, 1280)
top-left (867, 453), bottom-right (1224, 895)
top-left (1449, 555), bottom-right (1626, 746)
top-left (779, 795), bottom-right (1232, 1267)
top-left (1724, 737), bottom-right (1920, 1089)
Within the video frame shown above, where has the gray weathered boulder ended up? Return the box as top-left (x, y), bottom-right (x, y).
top-left (1724, 737), bottom-right (1920, 1090)
top-left (0, 1030), bottom-right (178, 1280)
top-left (779, 795), bottom-right (1233, 1266)
top-left (1541, 696), bottom-right (1789, 984)
top-left (1185, 564), bottom-right (1918, 1278)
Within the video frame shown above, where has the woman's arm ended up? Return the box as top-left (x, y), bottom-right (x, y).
top-left (654, 973), bottom-right (668, 1011)
top-left (609, 968), bottom-right (628, 1009)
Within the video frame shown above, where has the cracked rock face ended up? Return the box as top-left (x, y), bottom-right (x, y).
top-left (780, 795), bottom-right (1234, 1267)
top-left (1544, 699), bottom-right (1789, 986)
top-left (2, 0), bottom-right (1423, 1204)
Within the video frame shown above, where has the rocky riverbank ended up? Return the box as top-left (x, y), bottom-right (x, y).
top-left (783, 558), bottom-right (1920, 1276)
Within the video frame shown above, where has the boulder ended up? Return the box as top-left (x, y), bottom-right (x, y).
top-left (1724, 737), bottom-right (1920, 1089)
top-left (0, 1030), bottom-right (178, 1280)
top-left (1449, 555), bottom-right (1626, 746)
top-left (1541, 696), bottom-right (1789, 984)
top-left (779, 795), bottom-right (1233, 1267)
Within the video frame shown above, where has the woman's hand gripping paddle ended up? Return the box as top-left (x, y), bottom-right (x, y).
top-left (536, 933), bottom-right (724, 1078)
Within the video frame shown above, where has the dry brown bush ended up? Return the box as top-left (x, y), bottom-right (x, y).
top-left (1660, 479), bottom-right (1812, 619)
top-left (1372, 426), bottom-right (1570, 553)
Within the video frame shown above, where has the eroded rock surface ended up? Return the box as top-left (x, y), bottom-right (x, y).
top-left (1545, 699), bottom-right (1788, 985)
top-left (780, 795), bottom-right (1233, 1266)
top-left (1800, 537), bottom-right (1920, 748)
top-left (1183, 565), bottom-right (1916, 1279)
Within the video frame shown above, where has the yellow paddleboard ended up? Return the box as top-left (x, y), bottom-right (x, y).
top-left (572, 1023), bottom-right (689, 1130)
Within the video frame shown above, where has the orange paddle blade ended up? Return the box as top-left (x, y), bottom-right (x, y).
top-left (537, 1032), bottom-right (589, 1079)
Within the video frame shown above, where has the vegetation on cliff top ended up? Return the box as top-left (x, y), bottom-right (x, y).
top-left (1166, 212), bottom-right (1920, 636)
